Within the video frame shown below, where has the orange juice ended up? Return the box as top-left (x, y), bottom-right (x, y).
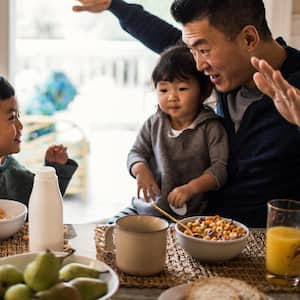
top-left (266, 226), bottom-right (300, 276)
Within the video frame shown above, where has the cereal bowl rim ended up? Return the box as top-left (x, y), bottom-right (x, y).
top-left (175, 216), bottom-right (249, 244)
top-left (0, 199), bottom-right (27, 224)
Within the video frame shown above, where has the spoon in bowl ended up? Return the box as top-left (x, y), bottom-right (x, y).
top-left (151, 202), bottom-right (194, 236)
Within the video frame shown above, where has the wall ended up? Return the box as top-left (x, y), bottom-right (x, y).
top-left (0, 0), bottom-right (9, 78)
top-left (291, 0), bottom-right (300, 48)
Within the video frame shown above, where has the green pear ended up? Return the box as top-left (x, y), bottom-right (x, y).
top-left (70, 277), bottom-right (108, 300)
top-left (24, 250), bottom-right (61, 291)
top-left (0, 264), bottom-right (24, 297)
top-left (4, 283), bottom-right (32, 300)
top-left (34, 282), bottom-right (81, 300)
top-left (59, 263), bottom-right (107, 281)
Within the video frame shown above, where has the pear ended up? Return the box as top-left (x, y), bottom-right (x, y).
top-left (0, 264), bottom-right (24, 297)
top-left (34, 282), bottom-right (81, 300)
top-left (24, 250), bottom-right (61, 291)
top-left (4, 283), bottom-right (32, 300)
top-left (59, 263), bottom-right (107, 281)
top-left (70, 277), bottom-right (108, 300)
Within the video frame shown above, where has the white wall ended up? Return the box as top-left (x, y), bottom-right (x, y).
top-left (294, 1), bottom-right (300, 13)
top-left (0, 0), bottom-right (9, 78)
top-left (264, 0), bottom-right (300, 48)
top-left (0, 0), bottom-right (15, 81)
top-left (264, 0), bottom-right (293, 42)
top-left (291, 0), bottom-right (300, 48)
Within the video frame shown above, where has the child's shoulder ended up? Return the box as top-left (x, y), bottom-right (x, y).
top-left (141, 110), bottom-right (164, 127)
top-left (5, 156), bottom-right (28, 171)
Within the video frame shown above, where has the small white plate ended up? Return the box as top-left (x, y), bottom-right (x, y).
top-left (0, 252), bottom-right (119, 300)
top-left (158, 283), bottom-right (190, 300)
top-left (169, 203), bottom-right (187, 216)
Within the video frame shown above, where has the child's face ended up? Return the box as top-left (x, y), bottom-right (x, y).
top-left (0, 97), bottom-right (23, 156)
top-left (157, 77), bottom-right (202, 125)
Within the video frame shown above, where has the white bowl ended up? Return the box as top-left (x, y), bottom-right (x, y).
top-left (0, 252), bottom-right (119, 300)
top-left (0, 199), bottom-right (27, 240)
top-left (175, 216), bottom-right (249, 262)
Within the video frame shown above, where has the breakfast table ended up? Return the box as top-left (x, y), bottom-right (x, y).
top-left (0, 223), bottom-right (299, 299)
top-left (69, 223), bottom-right (300, 300)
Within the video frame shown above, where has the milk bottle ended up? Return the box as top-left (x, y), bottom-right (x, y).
top-left (28, 166), bottom-right (64, 251)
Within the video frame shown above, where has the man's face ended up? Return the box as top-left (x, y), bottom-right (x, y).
top-left (182, 19), bottom-right (254, 93)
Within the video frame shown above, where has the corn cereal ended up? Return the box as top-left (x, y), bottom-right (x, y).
top-left (181, 215), bottom-right (247, 241)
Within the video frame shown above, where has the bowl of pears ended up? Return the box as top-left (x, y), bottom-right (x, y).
top-left (0, 249), bottom-right (119, 300)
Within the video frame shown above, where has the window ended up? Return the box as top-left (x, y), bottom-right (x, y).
top-left (10, 0), bottom-right (175, 222)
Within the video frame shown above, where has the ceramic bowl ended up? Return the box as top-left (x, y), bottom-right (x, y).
top-left (0, 199), bottom-right (27, 240)
top-left (0, 252), bottom-right (119, 300)
top-left (175, 216), bottom-right (249, 262)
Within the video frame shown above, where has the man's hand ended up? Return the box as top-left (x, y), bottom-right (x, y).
top-left (252, 56), bottom-right (300, 127)
top-left (72, 0), bottom-right (112, 13)
top-left (131, 162), bottom-right (161, 202)
top-left (167, 185), bottom-right (193, 208)
top-left (46, 145), bottom-right (68, 165)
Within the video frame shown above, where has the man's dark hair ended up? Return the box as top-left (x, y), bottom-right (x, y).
top-left (171, 0), bottom-right (272, 41)
top-left (152, 45), bottom-right (212, 100)
top-left (0, 77), bottom-right (15, 100)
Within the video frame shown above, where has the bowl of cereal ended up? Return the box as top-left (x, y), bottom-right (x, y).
top-left (0, 200), bottom-right (27, 240)
top-left (175, 215), bottom-right (249, 262)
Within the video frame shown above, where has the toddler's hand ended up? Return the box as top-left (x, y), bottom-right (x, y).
top-left (46, 144), bottom-right (68, 165)
top-left (167, 185), bottom-right (192, 208)
top-left (136, 173), bottom-right (160, 203)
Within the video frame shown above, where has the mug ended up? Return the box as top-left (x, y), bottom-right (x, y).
top-left (266, 199), bottom-right (300, 287)
top-left (105, 215), bottom-right (169, 276)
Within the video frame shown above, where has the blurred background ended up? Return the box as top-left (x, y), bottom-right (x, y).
top-left (0, 0), bottom-right (299, 223)
top-left (12, 0), bottom-right (176, 223)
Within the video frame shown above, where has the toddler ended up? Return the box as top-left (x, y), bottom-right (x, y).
top-left (110, 45), bottom-right (228, 221)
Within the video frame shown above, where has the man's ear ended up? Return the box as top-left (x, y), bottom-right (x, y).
top-left (240, 25), bottom-right (260, 52)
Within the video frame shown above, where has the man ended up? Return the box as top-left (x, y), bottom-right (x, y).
top-left (73, 0), bottom-right (300, 227)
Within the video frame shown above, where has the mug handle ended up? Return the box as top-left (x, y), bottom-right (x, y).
top-left (104, 224), bottom-right (115, 252)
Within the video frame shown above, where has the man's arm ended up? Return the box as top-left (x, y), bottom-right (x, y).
top-left (73, 0), bottom-right (182, 53)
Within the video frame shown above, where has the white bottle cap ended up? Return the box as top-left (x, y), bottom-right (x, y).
top-left (35, 166), bottom-right (56, 179)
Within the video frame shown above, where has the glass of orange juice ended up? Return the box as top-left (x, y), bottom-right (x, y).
top-left (266, 199), bottom-right (300, 287)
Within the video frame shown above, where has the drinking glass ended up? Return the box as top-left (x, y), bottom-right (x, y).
top-left (266, 199), bottom-right (300, 286)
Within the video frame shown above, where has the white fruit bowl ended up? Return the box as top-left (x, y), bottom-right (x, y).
top-left (0, 252), bottom-right (119, 300)
top-left (0, 199), bottom-right (27, 240)
top-left (175, 216), bottom-right (249, 262)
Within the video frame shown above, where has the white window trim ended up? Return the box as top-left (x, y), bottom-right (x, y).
top-left (0, 0), bottom-right (15, 82)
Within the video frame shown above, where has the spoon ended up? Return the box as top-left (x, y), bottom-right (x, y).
top-left (152, 202), bottom-right (194, 236)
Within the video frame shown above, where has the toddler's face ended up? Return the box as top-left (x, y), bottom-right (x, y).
top-left (157, 77), bottom-right (202, 127)
top-left (0, 97), bottom-right (23, 156)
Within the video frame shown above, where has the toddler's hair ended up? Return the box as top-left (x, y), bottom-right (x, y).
top-left (0, 77), bottom-right (15, 100)
top-left (152, 45), bottom-right (212, 100)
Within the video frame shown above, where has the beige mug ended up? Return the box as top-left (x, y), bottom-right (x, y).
top-left (105, 215), bottom-right (169, 276)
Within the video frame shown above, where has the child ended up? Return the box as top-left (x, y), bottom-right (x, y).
top-left (0, 76), bottom-right (78, 206)
top-left (109, 45), bottom-right (228, 222)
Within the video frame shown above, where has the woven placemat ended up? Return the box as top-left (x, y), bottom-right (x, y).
top-left (95, 225), bottom-right (300, 293)
top-left (0, 224), bottom-right (71, 257)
